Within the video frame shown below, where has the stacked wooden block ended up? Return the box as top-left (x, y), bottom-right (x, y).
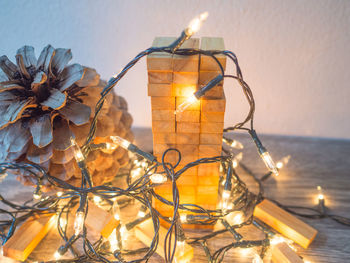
top-left (147, 37), bottom-right (226, 220)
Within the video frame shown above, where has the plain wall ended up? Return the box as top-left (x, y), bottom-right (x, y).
top-left (0, 0), bottom-right (349, 139)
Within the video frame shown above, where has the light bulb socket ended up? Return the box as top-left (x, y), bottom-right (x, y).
top-left (128, 144), bottom-right (157, 163)
top-left (249, 129), bottom-right (267, 155)
top-left (194, 75), bottom-right (223, 98)
top-left (224, 164), bottom-right (233, 191)
top-left (169, 31), bottom-right (190, 53)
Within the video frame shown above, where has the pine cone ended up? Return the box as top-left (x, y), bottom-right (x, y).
top-left (0, 45), bottom-right (133, 188)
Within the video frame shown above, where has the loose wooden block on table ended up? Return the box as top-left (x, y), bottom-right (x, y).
top-left (173, 38), bottom-right (199, 72)
top-left (151, 97), bottom-right (175, 110)
top-left (135, 218), bottom-right (194, 262)
top-left (200, 133), bottom-right (223, 144)
top-left (152, 120), bottom-right (175, 133)
top-left (271, 242), bottom-right (303, 263)
top-left (254, 199), bottom-right (317, 249)
top-left (3, 213), bottom-right (56, 262)
top-left (85, 202), bottom-right (120, 238)
top-left (147, 37), bottom-right (176, 71)
top-left (200, 37), bottom-right (227, 71)
top-left (148, 71), bottom-right (173, 84)
top-left (148, 83), bottom-right (174, 97)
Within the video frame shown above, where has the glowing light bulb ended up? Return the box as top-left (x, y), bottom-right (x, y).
top-left (58, 217), bottom-right (67, 229)
top-left (93, 195), bottom-right (102, 204)
top-left (180, 214), bottom-right (187, 223)
top-left (0, 246), bottom-right (3, 256)
top-left (105, 142), bottom-right (118, 151)
top-left (174, 94), bottom-right (198, 114)
top-left (33, 193), bottom-right (42, 200)
top-left (110, 136), bottom-right (131, 150)
top-left (56, 191), bottom-right (63, 197)
top-left (70, 138), bottom-right (84, 162)
top-left (260, 151), bottom-right (279, 176)
top-left (232, 152), bottom-right (243, 168)
top-left (176, 240), bottom-right (186, 256)
top-left (221, 190), bottom-right (231, 211)
top-left (131, 167), bottom-right (143, 179)
top-left (120, 225), bottom-right (128, 241)
top-left (223, 137), bottom-right (244, 149)
top-left (54, 251), bottom-right (61, 260)
top-left (137, 210), bottom-right (146, 218)
top-left (186, 12), bottom-right (209, 36)
top-left (252, 253), bottom-right (263, 263)
top-left (317, 186), bottom-right (324, 201)
top-left (276, 155), bottom-right (291, 169)
top-left (226, 211), bottom-right (244, 225)
top-left (108, 229), bottom-right (120, 251)
top-left (113, 201), bottom-right (121, 220)
top-left (74, 211), bottom-right (84, 236)
top-left (150, 173), bottom-right (167, 184)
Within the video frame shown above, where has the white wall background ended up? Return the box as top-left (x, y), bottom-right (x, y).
top-left (0, 0), bottom-right (349, 139)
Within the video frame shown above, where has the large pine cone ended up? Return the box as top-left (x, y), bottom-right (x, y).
top-left (0, 45), bottom-right (133, 188)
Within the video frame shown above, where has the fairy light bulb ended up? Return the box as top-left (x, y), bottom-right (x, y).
top-left (317, 186), bottom-right (324, 201)
top-left (180, 214), bottom-right (187, 223)
top-left (252, 253), bottom-right (263, 263)
top-left (131, 167), bottom-right (143, 179)
top-left (113, 201), bottom-right (121, 220)
top-left (105, 142), bottom-right (118, 151)
top-left (56, 191), bottom-right (63, 197)
top-left (226, 211), bottom-right (244, 225)
top-left (150, 173), bottom-right (167, 184)
top-left (185, 12), bottom-right (209, 36)
top-left (33, 192), bottom-right (42, 200)
top-left (120, 225), bottom-right (128, 241)
top-left (70, 138), bottom-right (84, 162)
top-left (93, 195), bottom-right (102, 204)
top-left (74, 211), bottom-right (84, 236)
top-left (276, 155), bottom-right (291, 169)
top-left (137, 205), bottom-right (147, 218)
top-left (223, 137), bottom-right (244, 149)
top-left (174, 94), bottom-right (198, 114)
top-left (232, 152), bottom-right (243, 168)
top-left (108, 229), bottom-right (120, 251)
top-left (260, 151), bottom-right (279, 176)
top-left (176, 240), bottom-right (186, 256)
top-left (110, 136), bottom-right (131, 150)
top-left (221, 189), bottom-right (231, 211)
top-left (54, 250), bottom-right (61, 260)
top-left (59, 217), bottom-right (67, 229)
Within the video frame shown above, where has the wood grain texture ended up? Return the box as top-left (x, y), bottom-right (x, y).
top-left (271, 242), bottom-right (304, 263)
top-left (254, 199), bottom-right (318, 249)
top-left (173, 38), bottom-right (199, 72)
top-left (200, 37), bottom-right (226, 71)
top-left (148, 83), bottom-right (174, 97)
top-left (147, 37), bottom-right (176, 71)
top-left (1, 128), bottom-right (350, 262)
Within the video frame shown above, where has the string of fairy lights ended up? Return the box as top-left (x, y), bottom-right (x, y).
top-left (0, 12), bottom-right (349, 263)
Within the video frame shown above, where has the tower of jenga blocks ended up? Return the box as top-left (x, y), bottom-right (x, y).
top-left (147, 37), bottom-right (226, 221)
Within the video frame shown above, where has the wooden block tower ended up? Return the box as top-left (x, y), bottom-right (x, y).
top-left (147, 37), bottom-right (226, 220)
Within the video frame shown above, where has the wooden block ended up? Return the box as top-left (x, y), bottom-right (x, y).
top-left (200, 111), bottom-right (225, 123)
top-left (151, 96), bottom-right (175, 110)
top-left (176, 144), bottom-right (199, 156)
top-left (200, 133), bottom-right (223, 144)
top-left (176, 97), bottom-right (200, 111)
top-left (176, 122), bottom-right (200, 133)
top-left (173, 72), bottom-right (198, 85)
top-left (176, 165), bottom-right (198, 177)
top-left (271, 242), bottom-right (303, 263)
top-left (148, 71), bottom-right (173, 84)
top-left (153, 133), bottom-right (176, 144)
top-left (173, 38), bottom-right (199, 72)
top-left (173, 84), bottom-right (198, 97)
top-left (153, 143), bottom-right (177, 156)
top-left (155, 183), bottom-right (196, 203)
top-left (200, 37), bottom-right (226, 71)
top-left (175, 133), bottom-right (200, 145)
top-left (176, 173), bottom-right (198, 185)
top-left (200, 122), bottom-right (224, 133)
top-left (198, 162), bottom-right (220, 177)
top-left (201, 96), bottom-right (226, 112)
top-left (178, 154), bottom-right (199, 165)
top-left (154, 153), bottom-right (178, 165)
top-left (201, 85), bottom-right (224, 99)
top-left (147, 37), bottom-right (176, 71)
top-left (152, 110), bottom-right (175, 121)
top-left (199, 71), bottom-right (224, 86)
top-left (152, 121), bottom-right (175, 133)
top-left (176, 111), bottom-right (200, 122)
top-left (85, 202), bottom-right (120, 238)
top-left (148, 83), bottom-right (174, 97)
top-left (197, 174), bottom-right (220, 186)
top-left (254, 199), bottom-right (318, 249)
top-left (199, 144), bottom-right (222, 157)
top-left (3, 214), bottom-right (56, 261)
top-left (135, 218), bottom-right (193, 262)
top-left (197, 185), bottom-right (218, 197)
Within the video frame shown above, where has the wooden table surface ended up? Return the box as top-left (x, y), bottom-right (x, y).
top-left (1, 128), bottom-right (349, 263)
